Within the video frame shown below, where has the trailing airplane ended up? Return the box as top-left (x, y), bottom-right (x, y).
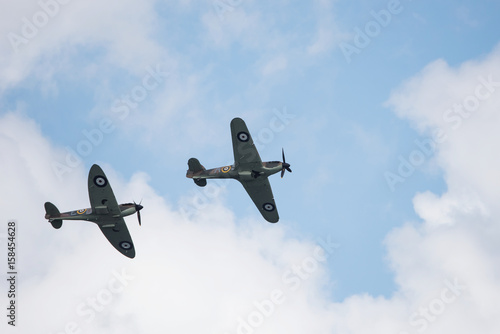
top-left (186, 117), bottom-right (291, 223)
top-left (44, 164), bottom-right (142, 258)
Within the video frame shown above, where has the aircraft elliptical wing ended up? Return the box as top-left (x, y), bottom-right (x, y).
top-left (44, 164), bottom-right (142, 258)
top-left (187, 117), bottom-right (291, 223)
top-left (231, 118), bottom-right (280, 223)
top-left (97, 219), bottom-right (135, 258)
top-left (240, 178), bottom-right (279, 223)
top-left (231, 117), bottom-right (262, 166)
top-left (88, 164), bottom-right (121, 216)
top-left (88, 164), bottom-right (136, 258)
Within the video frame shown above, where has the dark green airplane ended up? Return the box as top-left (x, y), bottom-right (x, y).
top-left (44, 164), bottom-right (142, 258)
top-left (186, 117), bottom-right (292, 223)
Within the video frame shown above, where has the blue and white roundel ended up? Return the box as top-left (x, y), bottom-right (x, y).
top-left (237, 131), bottom-right (249, 142)
top-left (263, 203), bottom-right (275, 212)
top-left (94, 175), bottom-right (108, 187)
top-left (119, 241), bottom-right (133, 250)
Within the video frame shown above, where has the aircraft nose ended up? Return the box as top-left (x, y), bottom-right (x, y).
top-left (136, 204), bottom-right (143, 211)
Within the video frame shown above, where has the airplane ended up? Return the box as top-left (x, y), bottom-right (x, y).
top-left (44, 164), bottom-right (142, 258)
top-left (186, 117), bottom-right (292, 223)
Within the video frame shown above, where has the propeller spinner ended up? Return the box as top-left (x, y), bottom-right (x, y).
top-left (281, 148), bottom-right (292, 178)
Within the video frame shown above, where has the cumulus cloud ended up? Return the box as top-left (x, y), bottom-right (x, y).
top-left (0, 111), bottom-right (339, 334)
top-left (382, 44), bottom-right (500, 334)
top-left (386, 44), bottom-right (500, 213)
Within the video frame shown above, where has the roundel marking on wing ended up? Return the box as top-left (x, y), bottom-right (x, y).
top-left (119, 241), bottom-right (133, 250)
top-left (222, 166), bottom-right (232, 173)
top-left (94, 175), bottom-right (108, 187)
top-left (237, 131), bottom-right (250, 142)
top-left (263, 203), bottom-right (275, 212)
top-left (77, 209), bottom-right (87, 215)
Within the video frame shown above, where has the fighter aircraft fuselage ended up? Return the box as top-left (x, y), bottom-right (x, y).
top-left (45, 203), bottom-right (141, 224)
top-left (186, 161), bottom-right (284, 181)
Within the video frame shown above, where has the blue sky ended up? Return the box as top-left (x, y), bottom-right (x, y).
top-left (2, 1), bottom-right (500, 333)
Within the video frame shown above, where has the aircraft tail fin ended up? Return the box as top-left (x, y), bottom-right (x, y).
top-left (44, 202), bottom-right (63, 229)
top-left (187, 158), bottom-right (207, 187)
top-left (188, 158), bottom-right (206, 173)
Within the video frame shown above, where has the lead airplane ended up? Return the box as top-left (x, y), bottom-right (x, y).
top-left (186, 117), bottom-right (292, 223)
top-left (44, 164), bottom-right (142, 258)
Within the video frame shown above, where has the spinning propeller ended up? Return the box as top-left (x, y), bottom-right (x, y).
top-left (281, 148), bottom-right (292, 178)
top-left (134, 201), bottom-right (144, 226)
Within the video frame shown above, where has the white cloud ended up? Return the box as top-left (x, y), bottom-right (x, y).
top-left (386, 44), bottom-right (500, 213)
top-left (5, 38), bottom-right (500, 332)
top-left (0, 111), bottom-right (339, 333)
top-left (0, 0), bottom-right (169, 91)
top-left (2, 2), bottom-right (500, 331)
top-left (383, 43), bottom-right (500, 333)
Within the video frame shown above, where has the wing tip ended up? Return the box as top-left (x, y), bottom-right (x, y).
top-left (122, 247), bottom-right (136, 259)
top-left (90, 163), bottom-right (103, 173)
top-left (231, 117), bottom-right (246, 128)
top-left (266, 216), bottom-right (279, 223)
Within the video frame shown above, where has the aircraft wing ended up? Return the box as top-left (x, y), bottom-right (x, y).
top-left (88, 164), bottom-right (135, 258)
top-left (88, 164), bottom-right (121, 216)
top-left (231, 117), bottom-right (262, 165)
top-left (98, 218), bottom-right (136, 258)
top-left (240, 178), bottom-right (279, 223)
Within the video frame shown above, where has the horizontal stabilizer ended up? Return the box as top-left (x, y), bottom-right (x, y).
top-left (194, 178), bottom-right (207, 187)
top-left (51, 219), bottom-right (63, 229)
